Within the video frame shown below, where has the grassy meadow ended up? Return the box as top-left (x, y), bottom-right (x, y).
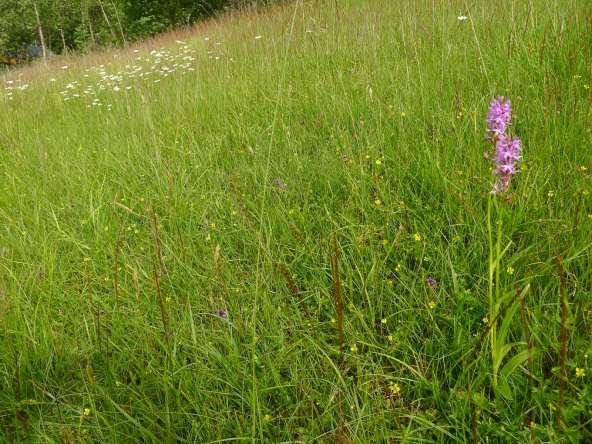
top-left (1, 0), bottom-right (591, 441)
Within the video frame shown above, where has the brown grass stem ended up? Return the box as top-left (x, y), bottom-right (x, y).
top-left (555, 256), bottom-right (568, 429)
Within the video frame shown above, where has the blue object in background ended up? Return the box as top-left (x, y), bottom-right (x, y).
top-left (28, 44), bottom-right (43, 58)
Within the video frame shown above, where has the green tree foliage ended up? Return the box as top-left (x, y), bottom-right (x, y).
top-left (0, 0), bottom-right (266, 59)
top-left (0, 1), bottom-right (37, 57)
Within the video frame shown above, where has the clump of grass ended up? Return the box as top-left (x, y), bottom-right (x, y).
top-left (150, 206), bottom-right (171, 342)
top-left (330, 230), bottom-right (344, 354)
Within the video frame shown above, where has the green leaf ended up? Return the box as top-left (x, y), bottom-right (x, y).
top-left (500, 349), bottom-right (530, 382)
top-left (495, 349), bottom-right (531, 400)
top-left (493, 343), bottom-right (514, 376)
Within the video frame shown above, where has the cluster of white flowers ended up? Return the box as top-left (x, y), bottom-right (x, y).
top-left (3, 77), bottom-right (29, 101)
top-left (54, 40), bottom-right (198, 108)
top-left (2, 34), bottom-right (265, 104)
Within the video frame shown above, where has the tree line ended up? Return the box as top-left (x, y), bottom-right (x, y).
top-left (0, 0), bottom-right (270, 60)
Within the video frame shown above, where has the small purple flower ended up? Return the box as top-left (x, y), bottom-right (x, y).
top-left (486, 96), bottom-right (512, 138)
top-left (491, 135), bottom-right (522, 194)
top-left (216, 309), bottom-right (228, 320)
top-left (426, 276), bottom-right (437, 288)
top-left (495, 136), bottom-right (521, 164)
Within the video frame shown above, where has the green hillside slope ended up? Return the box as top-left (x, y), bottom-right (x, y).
top-left (1, 0), bottom-right (591, 441)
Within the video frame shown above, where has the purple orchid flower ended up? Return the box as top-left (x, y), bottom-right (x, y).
top-left (485, 96), bottom-right (522, 194)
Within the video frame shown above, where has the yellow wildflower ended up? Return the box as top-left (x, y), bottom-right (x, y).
top-left (576, 368), bottom-right (586, 378)
top-left (381, 318), bottom-right (387, 324)
top-left (428, 301), bottom-right (436, 310)
top-left (507, 266), bottom-right (515, 275)
top-left (350, 344), bottom-right (358, 353)
top-left (389, 383), bottom-right (401, 396)
top-left (83, 408), bottom-right (91, 417)
top-left (413, 233), bottom-right (422, 242)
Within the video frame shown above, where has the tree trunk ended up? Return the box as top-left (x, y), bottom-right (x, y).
top-left (56, 3), bottom-right (68, 54)
top-left (97, 0), bottom-right (117, 43)
top-left (108, 0), bottom-right (127, 45)
top-left (32, 1), bottom-right (47, 63)
top-left (80, 0), bottom-right (96, 47)
top-left (60, 28), bottom-right (67, 54)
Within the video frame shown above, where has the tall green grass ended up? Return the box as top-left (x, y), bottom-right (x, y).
top-left (1, 0), bottom-right (591, 441)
